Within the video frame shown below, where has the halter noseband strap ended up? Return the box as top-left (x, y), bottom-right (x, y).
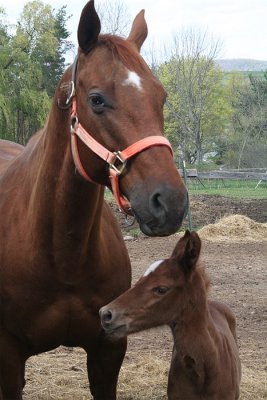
top-left (67, 56), bottom-right (173, 215)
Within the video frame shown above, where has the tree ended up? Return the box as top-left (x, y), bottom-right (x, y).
top-left (229, 71), bottom-right (267, 168)
top-left (0, 7), bottom-right (12, 140)
top-left (157, 28), bottom-right (230, 165)
top-left (0, 1), bottom-right (73, 144)
top-left (41, 5), bottom-right (73, 97)
top-left (96, 0), bottom-right (130, 36)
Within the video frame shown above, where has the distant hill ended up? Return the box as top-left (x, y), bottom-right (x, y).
top-left (215, 59), bottom-right (267, 72)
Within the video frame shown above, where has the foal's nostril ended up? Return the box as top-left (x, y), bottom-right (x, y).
top-left (102, 310), bottom-right (113, 324)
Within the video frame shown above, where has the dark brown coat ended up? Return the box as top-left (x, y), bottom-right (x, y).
top-left (100, 231), bottom-right (241, 399)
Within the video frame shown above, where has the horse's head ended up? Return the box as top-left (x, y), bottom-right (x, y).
top-left (64, 0), bottom-right (188, 236)
top-left (99, 231), bottom-right (205, 338)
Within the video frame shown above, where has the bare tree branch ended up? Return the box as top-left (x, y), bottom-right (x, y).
top-left (96, 0), bottom-right (131, 36)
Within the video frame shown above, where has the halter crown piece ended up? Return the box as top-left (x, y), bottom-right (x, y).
top-left (66, 56), bottom-right (173, 216)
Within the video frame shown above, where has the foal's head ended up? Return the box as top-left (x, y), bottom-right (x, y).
top-left (58, 0), bottom-right (188, 236)
top-left (100, 231), bottom-right (208, 337)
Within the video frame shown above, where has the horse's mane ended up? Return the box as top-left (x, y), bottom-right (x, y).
top-left (97, 34), bottom-right (150, 74)
top-left (193, 259), bottom-right (211, 298)
top-left (198, 262), bottom-right (211, 292)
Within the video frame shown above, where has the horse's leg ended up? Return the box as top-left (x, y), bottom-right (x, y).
top-left (85, 333), bottom-right (127, 400)
top-left (0, 330), bottom-right (26, 400)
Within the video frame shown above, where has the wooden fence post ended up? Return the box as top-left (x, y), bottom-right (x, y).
top-left (182, 161), bottom-right (192, 231)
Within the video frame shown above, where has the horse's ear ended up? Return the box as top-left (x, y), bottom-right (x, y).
top-left (78, 0), bottom-right (101, 54)
top-left (127, 10), bottom-right (148, 52)
top-left (172, 231), bottom-right (201, 274)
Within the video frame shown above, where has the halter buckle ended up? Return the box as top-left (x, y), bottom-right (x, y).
top-left (109, 151), bottom-right (127, 175)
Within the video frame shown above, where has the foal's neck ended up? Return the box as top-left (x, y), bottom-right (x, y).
top-left (167, 266), bottom-right (224, 398)
top-left (171, 270), bottom-right (218, 368)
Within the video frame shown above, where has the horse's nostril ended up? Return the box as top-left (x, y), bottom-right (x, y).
top-left (149, 191), bottom-right (168, 218)
top-left (102, 310), bottom-right (113, 323)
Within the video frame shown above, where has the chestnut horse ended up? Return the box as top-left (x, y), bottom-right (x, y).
top-left (0, 1), bottom-right (188, 399)
top-left (100, 231), bottom-right (241, 400)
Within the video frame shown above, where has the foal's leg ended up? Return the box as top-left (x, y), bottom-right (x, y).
top-left (0, 330), bottom-right (26, 400)
top-left (85, 333), bottom-right (127, 400)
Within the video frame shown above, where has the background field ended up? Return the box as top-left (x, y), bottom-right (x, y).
top-left (187, 179), bottom-right (267, 199)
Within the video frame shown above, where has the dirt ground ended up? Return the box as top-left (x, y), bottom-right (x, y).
top-left (116, 194), bottom-right (267, 233)
top-left (23, 195), bottom-right (267, 399)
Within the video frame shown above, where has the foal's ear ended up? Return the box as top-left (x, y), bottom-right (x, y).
top-left (78, 0), bottom-right (101, 54)
top-left (127, 10), bottom-right (148, 52)
top-left (172, 231), bottom-right (201, 274)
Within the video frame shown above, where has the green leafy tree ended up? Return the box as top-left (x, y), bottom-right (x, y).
top-left (158, 52), bottom-right (231, 165)
top-left (0, 1), bottom-right (73, 144)
top-left (41, 5), bottom-right (73, 96)
top-left (228, 71), bottom-right (267, 168)
top-left (0, 8), bottom-right (12, 139)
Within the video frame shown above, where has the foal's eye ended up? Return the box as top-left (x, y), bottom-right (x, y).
top-left (153, 286), bottom-right (169, 295)
top-left (89, 94), bottom-right (105, 112)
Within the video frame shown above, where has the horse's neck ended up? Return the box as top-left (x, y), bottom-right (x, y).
top-left (172, 309), bottom-right (217, 358)
top-left (171, 279), bottom-right (219, 379)
top-left (27, 102), bottom-right (104, 255)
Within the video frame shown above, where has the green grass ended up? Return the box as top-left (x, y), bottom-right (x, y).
top-left (104, 180), bottom-right (267, 201)
top-left (187, 179), bottom-right (267, 199)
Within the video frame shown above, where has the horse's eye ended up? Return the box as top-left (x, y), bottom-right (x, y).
top-left (89, 94), bottom-right (105, 112)
top-left (153, 286), bottom-right (169, 295)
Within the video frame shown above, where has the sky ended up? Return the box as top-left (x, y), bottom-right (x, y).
top-left (1, 0), bottom-right (267, 61)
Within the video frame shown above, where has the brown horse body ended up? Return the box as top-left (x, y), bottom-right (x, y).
top-left (100, 232), bottom-right (241, 400)
top-left (0, 2), bottom-right (188, 399)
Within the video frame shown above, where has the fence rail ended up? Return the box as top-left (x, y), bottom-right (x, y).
top-left (178, 169), bottom-right (267, 181)
top-left (197, 171), bottom-right (267, 181)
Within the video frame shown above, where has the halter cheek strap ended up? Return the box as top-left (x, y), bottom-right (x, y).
top-left (67, 57), bottom-right (173, 215)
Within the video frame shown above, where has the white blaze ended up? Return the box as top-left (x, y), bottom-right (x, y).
top-left (144, 260), bottom-right (163, 277)
top-left (123, 70), bottom-right (142, 90)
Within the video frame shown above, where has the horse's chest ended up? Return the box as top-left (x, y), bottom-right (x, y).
top-left (1, 229), bottom-right (130, 351)
top-left (2, 280), bottom-right (106, 351)
top-left (1, 264), bottom-right (112, 349)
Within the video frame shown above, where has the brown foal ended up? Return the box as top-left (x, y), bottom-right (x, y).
top-left (100, 231), bottom-right (241, 399)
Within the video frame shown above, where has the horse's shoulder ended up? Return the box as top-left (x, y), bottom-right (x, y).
top-left (0, 139), bottom-right (25, 174)
top-left (0, 130), bottom-right (45, 178)
top-left (0, 139), bottom-right (24, 159)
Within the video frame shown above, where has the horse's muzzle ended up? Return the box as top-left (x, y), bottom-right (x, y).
top-left (131, 185), bottom-right (189, 237)
top-left (99, 307), bottom-right (128, 338)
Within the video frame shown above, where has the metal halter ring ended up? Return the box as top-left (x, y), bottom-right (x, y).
top-left (70, 116), bottom-right (79, 134)
top-left (66, 81), bottom-right (75, 105)
top-left (109, 152), bottom-right (127, 175)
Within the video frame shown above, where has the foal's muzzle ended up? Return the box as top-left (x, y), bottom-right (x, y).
top-left (99, 306), bottom-right (127, 338)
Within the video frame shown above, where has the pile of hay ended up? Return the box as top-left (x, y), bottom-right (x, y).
top-left (198, 214), bottom-right (267, 242)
